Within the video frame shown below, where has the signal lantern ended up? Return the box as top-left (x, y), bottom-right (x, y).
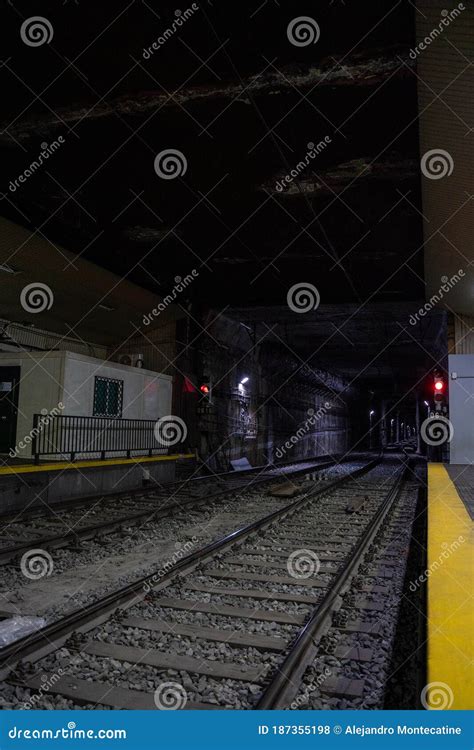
top-left (199, 376), bottom-right (211, 400)
top-left (433, 374), bottom-right (445, 402)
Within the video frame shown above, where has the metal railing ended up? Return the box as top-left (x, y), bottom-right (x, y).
top-left (31, 414), bottom-right (169, 464)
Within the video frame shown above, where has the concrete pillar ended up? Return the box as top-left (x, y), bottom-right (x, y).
top-left (395, 411), bottom-right (400, 443)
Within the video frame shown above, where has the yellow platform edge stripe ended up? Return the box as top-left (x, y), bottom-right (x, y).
top-left (0, 453), bottom-right (196, 476)
top-left (427, 463), bottom-right (473, 710)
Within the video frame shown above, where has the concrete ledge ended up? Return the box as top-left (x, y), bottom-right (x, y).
top-left (0, 453), bottom-right (195, 475)
top-left (0, 454), bottom-right (194, 514)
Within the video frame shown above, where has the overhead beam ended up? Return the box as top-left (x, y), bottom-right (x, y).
top-left (1, 51), bottom-right (414, 142)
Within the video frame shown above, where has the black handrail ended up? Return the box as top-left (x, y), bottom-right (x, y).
top-left (31, 414), bottom-right (169, 464)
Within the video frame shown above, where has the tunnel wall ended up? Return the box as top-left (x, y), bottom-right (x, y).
top-left (186, 315), bottom-right (352, 470)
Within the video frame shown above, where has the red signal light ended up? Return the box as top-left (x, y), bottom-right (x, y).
top-left (200, 384), bottom-right (210, 394)
top-left (433, 375), bottom-right (445, 401)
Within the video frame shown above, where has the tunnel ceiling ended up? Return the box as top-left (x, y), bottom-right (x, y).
top-left (1, 0), bottom-right (424, 311)
top-left (226, 303), bottom-right (447, 394)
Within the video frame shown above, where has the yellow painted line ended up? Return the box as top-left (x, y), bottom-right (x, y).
top-left (427, 463), bottom-right (474, 709)
top-left (0, 453), bottom-right (195, 476)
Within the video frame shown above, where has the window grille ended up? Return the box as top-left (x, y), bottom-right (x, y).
top-left (93, 376), bottom-right (123, 417)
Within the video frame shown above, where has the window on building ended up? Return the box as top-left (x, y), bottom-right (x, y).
top-left (93, 376), bottom-right (123, 417)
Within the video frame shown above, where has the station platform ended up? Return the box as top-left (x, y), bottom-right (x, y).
top-left (0, 452), bottom-right (195, 476)
top-left (427, 463), bottom-right (473, 709)
top-left (446, 464), bottom-right (474, 520)
top-left (0, 453), bottom-right (195, 513)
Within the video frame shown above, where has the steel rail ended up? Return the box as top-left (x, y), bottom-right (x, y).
top-left (0, 452), bottom-right (340, 524)
top-left (0, 456), bottom-right (340, 565)
top-left (0, 454), bottom-right (382, 674)
top-left (256, 456), bottom-right (409, 709)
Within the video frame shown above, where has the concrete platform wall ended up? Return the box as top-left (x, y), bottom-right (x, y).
top-left (0, 460), bottom-right (175, 515)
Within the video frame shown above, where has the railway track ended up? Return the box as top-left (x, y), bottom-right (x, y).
top-left (0, 452), bottom-right (420, 710)
top-left (0, 455), bottom-right (339, 566)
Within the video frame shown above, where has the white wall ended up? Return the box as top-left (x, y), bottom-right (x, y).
top-left (0, 351), bottom-right (172, 459)
top-left (0, 351), bottom-right (63, 459)
top-left (449, 354), bottom-right (474, 465)
top-left (62, 352), bottom-right (172, 421)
